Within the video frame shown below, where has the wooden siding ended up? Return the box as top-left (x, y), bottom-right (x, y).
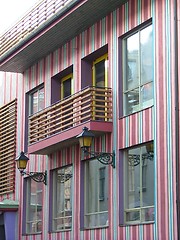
top-left (0, 99), bottom-right (17, 194)
top-left (0, 0), bottom-right (179, 239)
top-left (118, 107), bottom-right (154, 149)
top-left (0, 0), bottom-right (75, 57)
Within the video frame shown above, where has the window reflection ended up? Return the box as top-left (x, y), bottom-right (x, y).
top-left (84, 159), bottom-right (108, 228)
top-left (29, 86), bottom-right (45, 115)
top-left (26, 179), bottom-right (43, 234)
top-left (125, 143), bottom-right (154, 223)
top-left (124, 24), bottom-right (153, 115)
top-left (52, 166), bottom-right (73, 231)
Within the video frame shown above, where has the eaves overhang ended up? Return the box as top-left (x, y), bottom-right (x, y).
top-left (0, 0), bottom-right (128, 73)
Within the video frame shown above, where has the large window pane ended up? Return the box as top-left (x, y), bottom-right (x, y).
top-left (140, 25), bottom-right (153, 85)
top-left (125, 143), bottom-right (154, 223)
top-left (126, 32), bottom-right (139, 91)
top-left (84, 159), bottom-right (108, 228)
top-left (26, 179), bottom-right (43, 234)
top-left (123, 24), bottom-right (153, 115)
top-left (29, 86), bottom-right (44, 115)
top-left (127, 148), bottom-right (140, 210)
top-left (31, 91), bottom-right (38, 114)
top-left (52, 166), bottom-right (72, 231)
top-left (38, 88), bottom-right (45, 111)
top-left (94, 60), bottom-right (106, 88)
top-left (124, 88), bottom-right (139, 113)
top-left (141, 82), bottom-right (153, 108)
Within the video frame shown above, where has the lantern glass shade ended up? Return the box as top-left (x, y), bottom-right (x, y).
top-left (79, 135), bottom-right (93, 148)
top-left (76, 127), bottom-right (95, 149)
top-left (15, 151), bottom-right (29, 172)
top-left (16, 159), bottom-right (28, 170)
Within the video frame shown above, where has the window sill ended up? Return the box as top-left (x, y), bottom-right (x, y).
top-left (81, 225), bottom-right (109, 231)
top-left (22, 232), bottom-right (42, 236)
top-left (49, 229), bottom-right (72, 233)
top-left (120, 221), bottom-right (155, 227)
top-left (120, 105), bottom-right (154, 119)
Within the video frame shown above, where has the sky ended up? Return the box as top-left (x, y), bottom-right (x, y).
top-left (0, 0), bottom-right (42, 34)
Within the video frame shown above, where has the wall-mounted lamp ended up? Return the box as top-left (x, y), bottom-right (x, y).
top-left (15, 151), bottom-right (47, 185)
top-left (76, 127), bottom-right (115, 168)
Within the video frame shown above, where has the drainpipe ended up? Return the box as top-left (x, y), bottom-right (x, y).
top-left (174, 0), bottom-right (180, 239)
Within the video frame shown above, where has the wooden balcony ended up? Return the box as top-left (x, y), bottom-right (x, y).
top-left (28, 86), bottom-right (113, 154)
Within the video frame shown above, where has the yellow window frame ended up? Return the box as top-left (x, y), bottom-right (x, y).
top-left (92, 54), bottom-right (108, 120)
top-left (61, 73), bottom-right (73, 99)
top-left (92, 53), bottom-right (108, 87)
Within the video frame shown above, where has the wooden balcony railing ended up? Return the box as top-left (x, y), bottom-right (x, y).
top-left (0, 0), bottom-right (76, 57)
top-left (29, 86), bottom-right (113, 145)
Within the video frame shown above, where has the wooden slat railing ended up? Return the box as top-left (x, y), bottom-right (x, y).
top-left (0, 99), bottom-right (17, 195)
top-left (0, 0), bottom-right (76, 57)
top-left (29, 86), bottom-right (113, 145)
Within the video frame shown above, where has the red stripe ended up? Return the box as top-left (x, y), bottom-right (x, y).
top-left (129, 0), bottom-right (137, 30)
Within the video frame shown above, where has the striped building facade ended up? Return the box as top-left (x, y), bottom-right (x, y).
top-left (0, 0), bottom-right (179, 239)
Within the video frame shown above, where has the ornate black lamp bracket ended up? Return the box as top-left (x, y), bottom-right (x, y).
top-left (84, 150), bottom-right (115, 168)
top-left (21, 170), bottom-right (47, 185)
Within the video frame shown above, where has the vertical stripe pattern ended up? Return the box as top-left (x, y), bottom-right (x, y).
top-left (0, 0), bottom-right (179, 239)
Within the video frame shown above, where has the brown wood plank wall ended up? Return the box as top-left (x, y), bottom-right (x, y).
top-left (0, 99), bottom-right (17, 194)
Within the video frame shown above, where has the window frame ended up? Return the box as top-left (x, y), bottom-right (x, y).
top-left (92, 53), bottom-right (108, 88)
top-left (50, 165), bottom-right (73, 232)
top-left (82, 158), bottom-right (109, 229)
top-left (23, 177), bottom-right (43, 235)
top-left (28, 84), bottom-right (45, 116)
top-left (122, 23), bottom-right (153, 116)
top-left (123, 142), bottom-right (154, 225)
top-left (92, 53), bottom-right (108, 120)
top-left (60, 73), bottom-right (73, 100)
top-left (24, 83), bottom-right (45, 152)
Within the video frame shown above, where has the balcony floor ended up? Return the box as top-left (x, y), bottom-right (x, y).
top-left (28, 120), bottom-right (113, 155)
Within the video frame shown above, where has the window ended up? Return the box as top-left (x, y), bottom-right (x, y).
top-left (81, 45), bottom-right (108, 89)
top-left (24, 178), bottom-right (43, 234)
top-left (24, 84), bottom-right (45, 151)
top-left (124, 143), bottom-right (154, 224)
top-left (92, 54), bottom-right (108, 120)
top-left (84, 159), bottom-right (108, 228)
top-left (60, 74), bottom-right (73, 129)
top-left (29, 85), bottom-right (44, 115)
top-left (61, 74), bottom-right (73, 99)
top-left (99, 167), bottom-right (106, 201)
top-left (123, 24), bottom-right (153, 115)
top-left (51, 166), bottom-right (73, 231)
top-left (51, 65), bottom-right (73, 104)
top-left (93, 54), bottom-right (108, 88)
